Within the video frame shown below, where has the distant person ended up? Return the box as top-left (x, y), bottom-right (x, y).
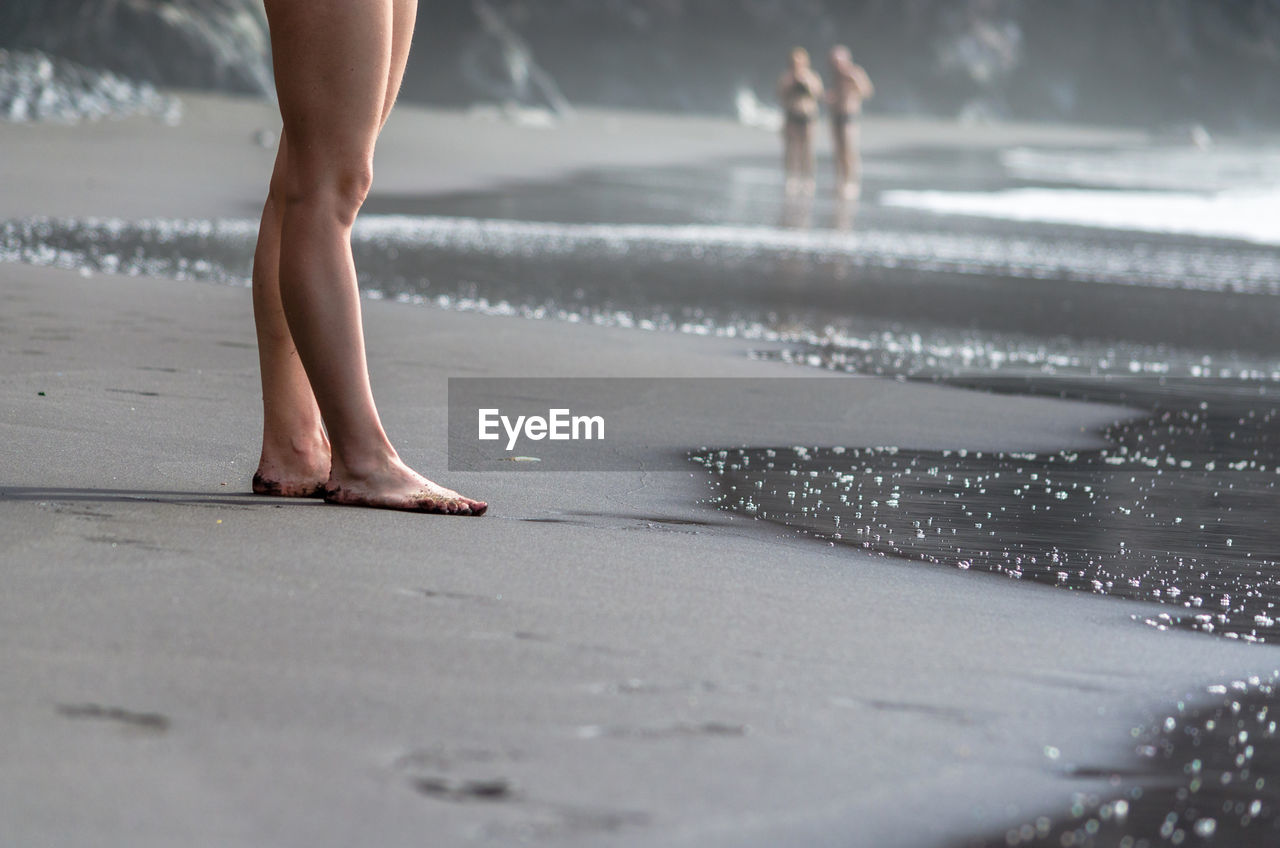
top-left (250, 0), bottom-right (486, 515)
top-left (827, 45), bottom-right (874, 198)
top-left (777, 47), bottom-right (824, 194)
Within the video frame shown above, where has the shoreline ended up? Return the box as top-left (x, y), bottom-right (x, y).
top-left (0, 90), bottom-right (1151, 220)
top-left (2, 92), bottom-right (1277, 847)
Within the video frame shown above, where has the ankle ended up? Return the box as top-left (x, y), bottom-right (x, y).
top-left (260, 427), bottom-right (330, 467)
top-left (330, 443), bottom-right (402, 482)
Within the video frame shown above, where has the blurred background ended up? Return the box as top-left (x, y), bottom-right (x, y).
top-left (2, 0), bottom-right (1279, 130)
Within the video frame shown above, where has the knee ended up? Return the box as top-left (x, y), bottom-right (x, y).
top-left (279, 152), bottom-right (375, 226)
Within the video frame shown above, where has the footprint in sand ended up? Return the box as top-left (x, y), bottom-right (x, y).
top-left (56, 703), bottom-right (170, 732)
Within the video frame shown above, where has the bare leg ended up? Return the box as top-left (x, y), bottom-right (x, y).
top-left (380, 0), bottom-right (417, 130)
top-left (252, 0), bottom-right (414, 497)
top-left (848, 122), bottom-right (864, 192)
top-left (252, 138), bottom-right (331, 497)
top-left (783, 124), bottom-right (797, 193)
top-left (259, 0), bottom-right (485, 515)
top-left (832, 122), bottom-right (849, 190)
top-left (832, 122), bottom-right (859, 198)
top-left (799, 124), bottom-right (816, 193)
top-left (784, 122), bottom-right (814, 195)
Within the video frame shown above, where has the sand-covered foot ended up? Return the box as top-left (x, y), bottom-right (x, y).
top-left (252, 444), bottom-right (330, 498)
top-left (253, 432), bottom-right (332, 499)
top-left (252, 469), bottom-right (327, 498)
top-left (323, 465), bottom-right (486, 516)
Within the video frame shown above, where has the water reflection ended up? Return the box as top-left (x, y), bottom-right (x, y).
top-left (694, 376), bottom-right (1280, 643)
top-left (832, 194), bottom-right (858, 232)
top-left (779, 190), bottom-right (814, 230)
top-left (963, 675), bottom-right (1280, 847)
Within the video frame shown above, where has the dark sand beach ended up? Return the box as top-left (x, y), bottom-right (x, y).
top-left (3, 93), bottom-right (1279, 847)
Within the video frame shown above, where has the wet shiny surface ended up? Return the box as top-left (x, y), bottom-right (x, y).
top-left (964, 674), bottom-right (1280, 847)
top-left (693, 377), bottom-right (1280, 643)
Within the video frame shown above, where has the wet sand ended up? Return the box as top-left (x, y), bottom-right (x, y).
top-left (1, 94), bottom-right (1275, 847)
top-left (963, 676), bottom-right (1280, 846)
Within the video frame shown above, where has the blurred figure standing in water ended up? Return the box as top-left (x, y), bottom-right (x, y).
top-left (827, 45), bottom-right (874, 198)
top-left (777, 47), bottom-right (823, 195)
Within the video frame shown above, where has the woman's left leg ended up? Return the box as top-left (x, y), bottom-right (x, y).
top-left (252, 133), bottom-right (331, 497)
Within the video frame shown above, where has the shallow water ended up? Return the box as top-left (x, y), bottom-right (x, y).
top-left (692, 377), bottom-right (1280, 643)
top-left (964, 674), bottom-right (1280, 848)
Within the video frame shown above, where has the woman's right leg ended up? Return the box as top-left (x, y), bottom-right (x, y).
top-left (263, 0), bottom-right (484, 514)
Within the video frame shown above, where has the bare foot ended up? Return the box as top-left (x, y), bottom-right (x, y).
top-left (252, 470), bottom-right (327, 498)
top-left (323, 460), bottom-right (487, 516)
top-left (253, 437), bottom-right (331, 498)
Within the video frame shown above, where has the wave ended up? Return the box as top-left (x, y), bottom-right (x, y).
top-left (5, 212), bottom-right (1280, 298)
top-left (351, 214), bottom-right (1280, 295)
top-left (881, 186), bottom-right (1280, 248)
top-left (998, 146), bottom-right (1280, 192)
top-left (0, 49), bottom-right (180, 124)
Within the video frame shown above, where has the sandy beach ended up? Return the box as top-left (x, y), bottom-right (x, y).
top-left (1, 94), bottom-right (1275, 847)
